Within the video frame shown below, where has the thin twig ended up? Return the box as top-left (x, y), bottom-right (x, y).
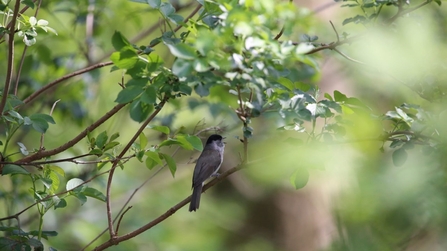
top-left (385, 0), bottom-right (430, 25)
top-left (20, 61), bottom-right (113, 106)
top-left (105, 97), bottom-right (168, 239)
top-left (0, 0), bottom-right (21, 113)
top-left (273, 0), bottom-right (293, 40)
top-left (115, 206), bottom-right (133, 235)
top-left (93, 162), bottom-right (244, 251)
top-left (330, 21), bottom-right (339, 42)
top-left (82, 126), bottom-right (223, 250)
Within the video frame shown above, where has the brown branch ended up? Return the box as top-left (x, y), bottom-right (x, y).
top-left (81, 126), bottom-right (223, 250)
top-left (0, 0), bottom-right (21, 113)
top-left (105, 97), bottom-right (169, 239)
top-left (385, 0), bottom-right (430, 25)
top-left (16, 103), bottom-right (127, 163)
top-left (115, 206), bottom-right (133, 235)
top-left (273, 0), bottom-right (293, 40)
top-left (93, 163), bottom-right (244, 251)
top-left (20, 61), bottom-right (113, 106)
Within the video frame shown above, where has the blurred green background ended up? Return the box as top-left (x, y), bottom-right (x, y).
top-left (1, 0), bottom-right (447, 250)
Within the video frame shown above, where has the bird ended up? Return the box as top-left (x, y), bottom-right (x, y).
top-left (189, 134), bottom-right (225, 212)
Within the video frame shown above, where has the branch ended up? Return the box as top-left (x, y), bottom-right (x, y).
top-left (105, 97), bottom-right (169, 239)
top-left (93, 163), bottom-right (244, 251)
top-left (81, 126), bottom-right (223, 250)
top-left (0, 0), bottom-right (21, 113)
top-left (385, 0), bottom-right (430, 25)
top-left (17, 103), bottom-right (127, 163)
top-left (20, 61), bottom-right (113, 106)
top-left (273, 0), bottom-right (293, 40)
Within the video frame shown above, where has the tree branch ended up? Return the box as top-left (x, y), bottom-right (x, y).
top-left (105, 97), bottom-right (169, 239)
top-left (93, 162), bottom-right (244, 251)
top-left (16, 103), bottom-right (127, 163)
top-left (0, 0), bottom-right (21, 113)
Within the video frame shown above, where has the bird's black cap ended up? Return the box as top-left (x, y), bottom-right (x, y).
top-left (206, 134), bottom-right (223, 144)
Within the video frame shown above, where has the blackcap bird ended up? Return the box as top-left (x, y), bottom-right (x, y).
top-left (189, 134), bottom-right (225, 212)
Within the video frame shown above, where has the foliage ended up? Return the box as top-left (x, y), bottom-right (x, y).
top-left (0, 0), bottom-right (446, 250)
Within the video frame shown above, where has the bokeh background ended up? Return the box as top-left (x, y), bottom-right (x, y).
top-left (1, 0), bottom-right (447, 250)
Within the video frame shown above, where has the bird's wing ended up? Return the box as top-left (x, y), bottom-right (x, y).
top-left (192, 148), bottom-right (222, 186)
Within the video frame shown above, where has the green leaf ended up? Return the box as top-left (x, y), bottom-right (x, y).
top-left (28, 230), bottom-right (58, 239)
top-left (96, 131), bottom-right (108, 149)
top-left (147, 53), bottom-right (164, 72)
top-left (148, 0), bottom-right (161, 8)
top-left (145, 157), bottom-right (157, 170)
top-left (89, 149), bottom-right (103, 156)
top-left (140, 86), bottom-right (157, 104)
top-left (21, 0), bottom-right (35, 9)
top-left (290, 168), bottom-right (309, 189)
top-left (115, 85), bottom-right (144, 103)
top-left (129, 100), bottom-right (154, 122)
top-left (139, 132), bottom-right (148, 149)
top-left (2, 164), bottom-right (29, 175)
top-left (111, 31), bottom-right (131, 51)
top-left (54, 198), bottom-right (67, 209)
top-left (166, 43), bottom-right (197, 60)
top-left (159, 138), bottom-right (181, 148)
top-left (29, 116), bottom-right (50, 133)
top-left (185, 135), bottom-right (203, 151)
top-left (49, 165), bottom-right (65, 177)
top-left (72, 192), bottom-right (87, 205)
top-left (392, 148), bottom-right (407, 167)
top-left (194, 83), bottom-right (210, 97)
top-left (175, 135), bottom-right (194, 150)
top-left (334, 90), bottom-right (348, 102)
top-left (8, 110), bottom-right (23, 121)
top-left (110, 47), bottom-right (139, 69)
top-left (66, 178), bottom-right (84, 191)
top-left (145, 151), bottom-right (163, 165)
top-left (160, 153), bottom-right (176, 177)
top-left (172, 58), bottom-right (193, 77)
top-left (109, 132), bottom-right (120, 142)
top-left (103, 141), bottom-right (120, 151)
top-left (159, 2), bottom-right (175, 17)
top-left (167, 14), bottom-right (184, 25)
top-left (48, 171), bottom-right (60, 192)
top-left (17, 142), bottom-right (29, 155)
top-left (82, 187), bottom-right (106, 202)
top-left (147, 125), bottom-right (170, 135)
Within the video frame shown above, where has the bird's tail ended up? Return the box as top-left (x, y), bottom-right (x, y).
top-left (189, 184), bottom-right (202, 212)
